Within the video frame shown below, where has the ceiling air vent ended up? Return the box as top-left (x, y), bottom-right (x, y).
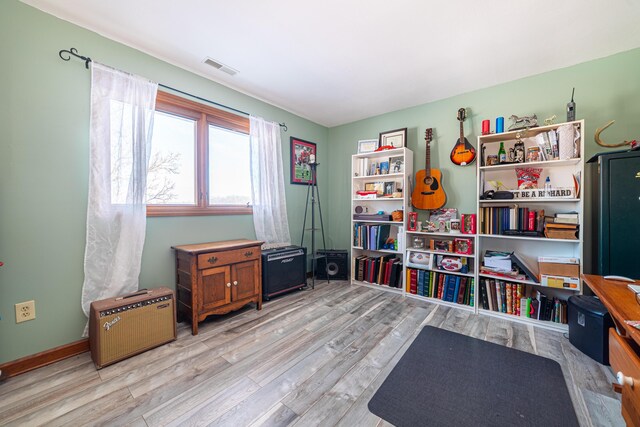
top-left (203, 58), bottom-right (238, 76)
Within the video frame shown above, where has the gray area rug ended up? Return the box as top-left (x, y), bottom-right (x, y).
top-left (368, 326), bottom-right (579, 426)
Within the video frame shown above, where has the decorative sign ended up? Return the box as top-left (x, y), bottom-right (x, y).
top-left (511, 188), bottom-right (575, 199)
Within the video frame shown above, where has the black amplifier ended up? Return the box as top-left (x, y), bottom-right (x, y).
top-left (261, 246), bottom-right (307, 300)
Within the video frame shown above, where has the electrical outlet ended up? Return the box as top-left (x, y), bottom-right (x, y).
top-left (15, 300), bottom-right (36, 323)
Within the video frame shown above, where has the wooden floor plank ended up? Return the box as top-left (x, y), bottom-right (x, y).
top-left (0, 280), bottom-right (620, 427)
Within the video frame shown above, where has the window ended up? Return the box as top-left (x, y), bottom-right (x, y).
top-left (146, 91), bottom-right (251, 216)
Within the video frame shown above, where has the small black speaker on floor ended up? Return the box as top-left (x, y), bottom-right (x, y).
top-left (316, 249), bottom-right (349, 280)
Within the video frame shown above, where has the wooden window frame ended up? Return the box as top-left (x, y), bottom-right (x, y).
top-left (147, 91), bottom-right (252, 217)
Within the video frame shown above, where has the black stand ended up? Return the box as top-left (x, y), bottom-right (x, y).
top-left (300, 162), bottom-right (328, 289)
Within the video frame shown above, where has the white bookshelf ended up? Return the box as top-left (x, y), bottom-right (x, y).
top-left (475, 120), bottom-right (585, 332)
top-left (350, 147), bottom-right (413, 293)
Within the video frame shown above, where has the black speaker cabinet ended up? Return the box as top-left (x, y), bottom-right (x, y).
top-left (316, 249), bottom-right (349, 280)
top-left (261, 246), bottom-right (306, 300)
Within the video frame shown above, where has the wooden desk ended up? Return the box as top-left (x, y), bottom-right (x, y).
top-left (583, 274), bottom-right (640, 426)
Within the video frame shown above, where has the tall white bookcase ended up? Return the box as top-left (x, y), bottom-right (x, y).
top-left (475, 120), bottom-right (585, 332)
top-left (350, 148), bottom-right (413, 292)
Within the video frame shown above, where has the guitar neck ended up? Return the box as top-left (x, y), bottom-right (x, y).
top-left (459, 120), bottom-right (464, 141)
top-left (425, 142), bottom-right (431, 177)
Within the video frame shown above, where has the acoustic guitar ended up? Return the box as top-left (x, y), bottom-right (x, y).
top-left (412, 128), bottom-right (447, 210)
top-left (450, 108), bottom-right (477, 166)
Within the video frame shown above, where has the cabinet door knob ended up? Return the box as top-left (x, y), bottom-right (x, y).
top-left (226, 282), bottom-right (231, 288)
top-left (233, 281), bottom-right (238, 286)
top-left (617, 371), bottom-right (635, 388)
top-left (244, 251), bottom-right (253, 257)
top-left (207, 256), bottom-right (218, 264)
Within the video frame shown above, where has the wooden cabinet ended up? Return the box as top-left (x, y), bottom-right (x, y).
top-left (172, 239), bottom-right (263, 335)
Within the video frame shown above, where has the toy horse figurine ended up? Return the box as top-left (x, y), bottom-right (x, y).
top-left (508, 114), bottom-right (538, 131)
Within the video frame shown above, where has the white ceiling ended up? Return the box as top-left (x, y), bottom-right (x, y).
top-left (22, 0), bottom-right (640, 127)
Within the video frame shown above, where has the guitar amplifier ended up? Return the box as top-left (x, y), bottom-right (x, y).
top-left (261, 246), bottom-right (307, 300)
top-left (89, 287), bottom-right (177, 369)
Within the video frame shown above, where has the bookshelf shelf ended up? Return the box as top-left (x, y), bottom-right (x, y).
top-left (479, 234), bottom-right (579, 243)
top-left (478, 158), bottom-right (580, 171)
top-left (405, 293), bottom-right (475, 312)
top-left (351, 147), bottom-right (413, 289)
top-left (479, 308), bottom-right (568, 333)
top-left (353, 220), bottom-right (404, 225)
top-left (352, 280), bottom-right (404, 294)
top-left (407, 231), bottom-right (477, 238)
top-left (353, 172), bottom-right (404, 180)
top-left (407, 248), bottom-right (476, 259)
top-left (476, 120), bottom-right (585, 331)
top-left (479, 198), bottom-right (580, 204)
top-left (352, 147), bottom-right (405, 159)
top-left (352, 198), bottom-right (403, 202)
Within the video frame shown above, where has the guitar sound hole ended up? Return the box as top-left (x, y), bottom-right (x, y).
top-left (424, 177), bottom-right (439, 191)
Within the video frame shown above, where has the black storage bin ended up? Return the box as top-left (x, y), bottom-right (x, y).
top-left (568, 295), bottom-right (614, 365)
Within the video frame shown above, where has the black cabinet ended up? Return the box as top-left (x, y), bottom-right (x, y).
top-left (588, 150), bottom-right (640, 279)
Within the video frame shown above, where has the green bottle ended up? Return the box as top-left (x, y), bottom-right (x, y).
top-left (498, 142), bottom-right (507, 163)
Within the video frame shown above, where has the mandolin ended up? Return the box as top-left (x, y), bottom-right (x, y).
top-left (450, 108), bottom-right (477, 166)
top-left (412, 128), bottom-right (447, 210)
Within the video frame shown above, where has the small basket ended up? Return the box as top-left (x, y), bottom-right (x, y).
top-left (391, 210), bottom-right (403, 222)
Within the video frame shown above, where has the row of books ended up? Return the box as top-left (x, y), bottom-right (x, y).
top-left (479, 278), bottom-right (568, 324)
top-left (353, 224), bottom-right (393, 250)
top-left (406, 268), bottom-right (475, 306)
top-left (354, 255), bottom-right (403, 288)
top-left (479, 206), bottom-right (543, 236)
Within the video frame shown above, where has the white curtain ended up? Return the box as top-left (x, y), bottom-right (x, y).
top-left (250, 116), bottom-right (291, 248)
top-left (81, 62), bottom-right (158, 335)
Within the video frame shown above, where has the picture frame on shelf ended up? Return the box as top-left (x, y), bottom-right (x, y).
top-left (357, 139), bottom-right (379, 153)
top-left (389, 155), bottom-right (404, 173)
top-left (290, 137), bottom-right (316, 185)
top-left (379, 128), bottom-right (407, 148)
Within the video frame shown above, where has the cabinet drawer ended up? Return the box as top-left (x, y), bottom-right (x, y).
top-left (198, 246), bottom-right (260, 269)
top-left (609, 328), bottom-right (640, 427)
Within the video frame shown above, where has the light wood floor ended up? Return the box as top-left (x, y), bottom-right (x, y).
top-left (0, 281), bottom-right (625, 426)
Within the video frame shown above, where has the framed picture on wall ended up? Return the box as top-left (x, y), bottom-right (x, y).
top-left (290, 137), bottom-right (317, 185)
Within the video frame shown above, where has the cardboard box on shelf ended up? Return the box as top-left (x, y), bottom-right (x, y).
top-left (539, 262), bottom-right (579, 278)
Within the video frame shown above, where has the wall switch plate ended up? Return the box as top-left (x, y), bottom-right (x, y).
top-left (15, 300), bottom-right (35, 323)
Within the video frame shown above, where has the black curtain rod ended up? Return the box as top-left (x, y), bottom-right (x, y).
top-left (58, 47), bottom-right (287, 131)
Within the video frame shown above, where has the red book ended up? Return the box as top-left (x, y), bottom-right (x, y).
top-left (527, 211), bottom-right (536, 231)
top-left (457, 277), bottom-right (467, 304)
top-left (437, 274), bottom-right (445, 299)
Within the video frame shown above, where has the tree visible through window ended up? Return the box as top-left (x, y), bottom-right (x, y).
top-left (146, 91), bottom-right (251, 216)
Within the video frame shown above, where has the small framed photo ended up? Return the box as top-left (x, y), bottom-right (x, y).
top-left (357, 139), bottom-right (379, 153)
top-left (383, 181), bottom-right (396, 196)
top-left (389, 156), bottom-right (404, 173)
top-left (290, 137), bottom-right (316, 185)
top-left (379, 128), bottom-right (407, 149)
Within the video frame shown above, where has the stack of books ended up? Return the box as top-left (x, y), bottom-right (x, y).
top-left (544, 212), bottom-right (579, 239)
top-left (479, 206), bottom-right (542, 236)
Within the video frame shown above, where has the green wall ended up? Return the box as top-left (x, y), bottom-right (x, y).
top-left (327, 48), bottom-right (640, 277)
top-left (0, 1), bottom-right (328, 364)
top-left (3, 0), bottom-right (640, 366)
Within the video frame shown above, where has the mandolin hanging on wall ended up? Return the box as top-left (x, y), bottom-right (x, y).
top-left (450, 108), bottom-right (477, 166)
